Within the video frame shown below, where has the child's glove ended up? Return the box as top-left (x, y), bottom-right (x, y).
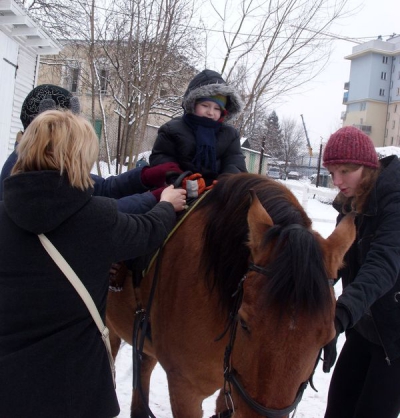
top-left (141, 162), bottom-right (182, 188)
top-left (182, 173), bottom-right (206, 198)
top-left (150, 186), bottom-right (167, 202)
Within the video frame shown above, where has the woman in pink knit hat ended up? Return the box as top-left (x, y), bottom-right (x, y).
top-left (321, 126), bottom-right (400, 418)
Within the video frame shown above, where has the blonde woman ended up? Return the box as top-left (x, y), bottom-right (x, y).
top-left (0, 110), bottom-right (186, 418)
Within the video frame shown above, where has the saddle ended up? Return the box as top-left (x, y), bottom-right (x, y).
top-left (108, 171), bottom-right (215, 292)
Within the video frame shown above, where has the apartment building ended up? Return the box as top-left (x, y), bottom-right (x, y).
top-left (342, 34), bottom-right (400, 147)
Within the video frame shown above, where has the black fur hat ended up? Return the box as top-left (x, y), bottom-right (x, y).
top-left (20, 84), bottom-right (80, 130)
top-left (182, 69), bottom-right (243, 120)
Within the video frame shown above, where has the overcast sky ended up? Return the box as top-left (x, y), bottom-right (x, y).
top-left (277, 0), bottom-right (399, 148)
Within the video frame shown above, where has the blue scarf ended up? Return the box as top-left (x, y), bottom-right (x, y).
top-left (183, 113), bottom-right (221, 173)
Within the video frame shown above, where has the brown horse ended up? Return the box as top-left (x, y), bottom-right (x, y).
top-left (106, 173), bottom-right (355, 418)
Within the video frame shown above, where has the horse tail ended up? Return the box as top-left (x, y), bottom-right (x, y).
top-left (261, 224), bottom-right (331, 318)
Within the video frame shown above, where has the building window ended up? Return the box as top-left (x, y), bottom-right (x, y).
top-left (381, 72), bottom-right (387, 80)
top-left (360, 102), bottom-right (366, 111)
top-left (64, 63), bottom-right (80, 93)
top-left (70, 68), bottom-right (79, 93)
top-left (395, 104), bottom-right (398, 113)
top-left (382, 56), bottom-right (388, 64)
top-left (99, 69), bottom-right (109, 94)
top-left (379, 88), bottom-right (385, 96)
top-left (397, 87), bottom-right (400, 96)
top-left (393, 120), bottom-right (396, 129)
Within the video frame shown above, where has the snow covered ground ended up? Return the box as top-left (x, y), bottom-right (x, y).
top-left (113, 180), bottom-right (344, 418)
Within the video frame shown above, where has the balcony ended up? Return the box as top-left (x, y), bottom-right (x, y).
top-left (341, 111), bottom-right (347, 120)
top-left (344, 81), bottom-right (350, 90)
top-left (342, 92), bottom-right (348, 104)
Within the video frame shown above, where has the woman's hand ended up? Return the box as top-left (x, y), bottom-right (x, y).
top-left (160, 185), bottom-right (187, 212)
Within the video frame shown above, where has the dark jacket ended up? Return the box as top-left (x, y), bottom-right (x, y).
top-left (0, 149), bottom-right (156, 214)
top-left (0, 171), bottom-right (177, 417)
top-left (335, 155), bottom-right (400, 362)
top-left (150, 117), bottom-right (247, 184)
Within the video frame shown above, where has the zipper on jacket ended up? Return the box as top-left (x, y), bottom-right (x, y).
top-left (371, 314), bottom-right (391, 365)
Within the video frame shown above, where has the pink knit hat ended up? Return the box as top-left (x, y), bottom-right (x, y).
top-left (323, 126), bottom-right (379, 168)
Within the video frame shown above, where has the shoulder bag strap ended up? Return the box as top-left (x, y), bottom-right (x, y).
top-left (38, 233), bottom-right (116, 387)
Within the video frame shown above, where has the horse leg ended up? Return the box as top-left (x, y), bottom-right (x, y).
top-left (131, 353), bottom-right (158, 418)
top-left (167, 376), bottom-right (206, 418)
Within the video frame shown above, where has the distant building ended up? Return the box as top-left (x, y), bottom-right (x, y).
top-left (342, 34), bottom-right (400, 147)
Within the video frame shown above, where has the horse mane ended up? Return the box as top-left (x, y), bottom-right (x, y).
top-left (195, 173), bottom-right (331, 316)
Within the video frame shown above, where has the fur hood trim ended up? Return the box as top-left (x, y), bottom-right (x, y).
top-left (182, 71), bottom-right (243, 120)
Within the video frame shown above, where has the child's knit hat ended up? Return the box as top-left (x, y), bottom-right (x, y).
top-left (323, 126), bottom-right (379, 168)
top-left (196, 95), bottom-right (227, 111)
top-left (182, 69), bottom-right (242, 120)
top-left (20, 84), bottom-right (80, 130)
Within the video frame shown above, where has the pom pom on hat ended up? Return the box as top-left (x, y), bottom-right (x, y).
top-left (323, 126), bottom-right (379, 169)
top-left (20, 84), bottom-right (80, 130)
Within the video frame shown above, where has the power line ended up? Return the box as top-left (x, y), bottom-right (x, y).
top-left (89, 2), bottom-right (394, 44)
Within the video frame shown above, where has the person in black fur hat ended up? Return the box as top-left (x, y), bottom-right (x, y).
top-left (19, 84), bottom-right (80, 130)
top-left (149, 69), bottom-right (247, 190)
top-left (0, 84), bottom-right (183, 211)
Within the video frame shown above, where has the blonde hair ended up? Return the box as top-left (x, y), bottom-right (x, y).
top-left (11, 110), bottom-right (99, 190)
top-left (326, 163), bottom-right (380, 214)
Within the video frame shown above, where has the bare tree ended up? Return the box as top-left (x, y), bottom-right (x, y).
top-left (24, 0), bottom-right (201, 173)
top-left (204, 0), bottom-right (350, 135)
top-left (280, 117), bottom-right (306, 175)
top-left (95, 0), bottom-right (200, 171)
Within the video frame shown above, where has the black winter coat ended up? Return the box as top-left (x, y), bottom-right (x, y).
top-left (149, 117), bottom-right (247, 185)
top-left (335, 155), bottom-right (400, 362)
top-left (0, 171), bottom-right (177, 417)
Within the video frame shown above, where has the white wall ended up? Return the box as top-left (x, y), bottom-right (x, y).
top-left (0, 31), bottom-right (18, 167)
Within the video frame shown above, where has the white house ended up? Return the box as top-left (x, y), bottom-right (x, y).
top-left (0, 0), bottom-right (60, 167)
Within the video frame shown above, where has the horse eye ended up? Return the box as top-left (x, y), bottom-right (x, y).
top-left (239, 317), bottom-right (250, 332)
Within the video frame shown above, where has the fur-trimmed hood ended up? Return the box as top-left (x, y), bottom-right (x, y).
top-left (182, 69), bottom-right (243, 120)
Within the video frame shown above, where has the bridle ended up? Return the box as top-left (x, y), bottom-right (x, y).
top-left (211, 262), bottom-right (313, 418)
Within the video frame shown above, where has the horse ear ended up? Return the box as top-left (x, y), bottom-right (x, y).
top-left (321, 213), bottom-right (356, 277)
top-left (247, 190), bottom-right (273, 250)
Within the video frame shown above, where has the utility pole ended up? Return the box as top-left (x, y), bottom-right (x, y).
top-left (300, 114), bottom-right (313, 157)
top-left (316, 138), bottom-right (323, 188)
top-left (258, 136), bottom-right (266, 175)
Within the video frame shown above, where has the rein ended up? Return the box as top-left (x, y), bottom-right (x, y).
top-left (211, 262), bottom-right (312, 418)
top-left (131, 247), bottom-right (165, 418)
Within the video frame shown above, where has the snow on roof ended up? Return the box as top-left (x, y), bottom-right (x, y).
top-left (376, 146), bottom-right (400, 158)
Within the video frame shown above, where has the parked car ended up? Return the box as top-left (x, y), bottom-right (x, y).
top-left (267, 167), bottom-right (281, 179)
top-left (287, 171), bottom-right (300, 180)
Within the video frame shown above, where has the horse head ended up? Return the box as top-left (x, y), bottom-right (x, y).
top-left (218, 190), bottom-right (356, 418)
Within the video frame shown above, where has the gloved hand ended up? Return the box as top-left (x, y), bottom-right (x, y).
top-left (141, 162), bottom-right (183, 188)
top-left (150, 186), bottom-right (167, 202)
top-left (182, 173), bottom-right (206, 198)
top-left (323, 318), bottom-right (343, 373)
